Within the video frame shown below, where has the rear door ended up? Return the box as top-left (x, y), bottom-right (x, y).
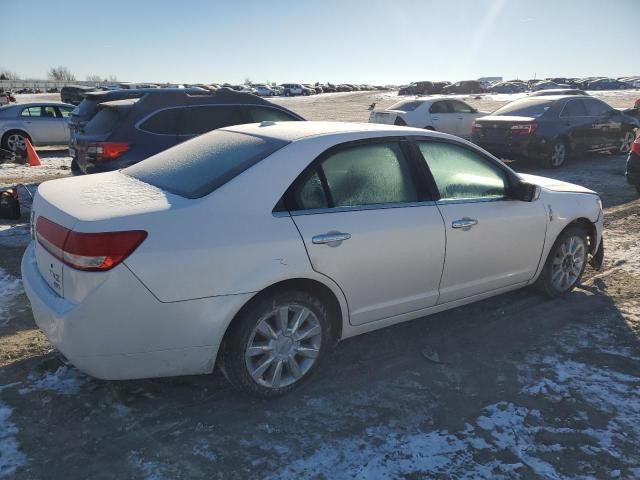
top-left (558, 99), bottom-right (592, 152)
top-left (446, 100), bottom-right (478, 139)
top-left (415, 140), bottom-right (547, 303)
top-left (287, 138), bottom-right (446, 326)
top-left (54, 105), bottom-right (73, 144)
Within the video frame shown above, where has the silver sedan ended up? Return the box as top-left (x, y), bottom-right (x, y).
top-left (0, 101), bottom-right (74, 151)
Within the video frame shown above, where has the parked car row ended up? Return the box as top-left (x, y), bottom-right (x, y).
top-left (398, 76), bottom-right (639, 96)
top-left (370, 94), bottom-right (640, 168)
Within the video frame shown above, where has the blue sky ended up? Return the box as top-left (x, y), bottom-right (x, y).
top-left (1, 0), bottom-right (636, 84)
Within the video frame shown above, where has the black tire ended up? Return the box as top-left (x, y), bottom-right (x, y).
top-left (220, 289), bottom-right (331, 398)
top-left (284, 91), bottom-right (290, 97)
top-left (537, 225), bottom-right (589, 298)
top-left (1, 130), bottom-right (31, 153)
top-left (545, 138), bottom-right (568, 168)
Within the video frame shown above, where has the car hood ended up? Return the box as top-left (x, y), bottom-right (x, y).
top-left (519, 173), bottom-right (597, 195)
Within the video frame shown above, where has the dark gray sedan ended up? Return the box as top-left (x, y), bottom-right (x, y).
top-left (0, 102), bottom-right (74, 151)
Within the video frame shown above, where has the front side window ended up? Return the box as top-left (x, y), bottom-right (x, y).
top-left (20, 106), bottom-right (42, 117)
top-left (447, 100), bottom-right (474, 114)
top-left (179, 106), bottom-right (243, 135)
top-left (244, 107), bottom-right (298, 123)
top-left (57, 106), bottom-right (74, 118)
top-left (417, 142), bottom-right (507, 200)
top-left (292, 142), bottom-right (419, 210)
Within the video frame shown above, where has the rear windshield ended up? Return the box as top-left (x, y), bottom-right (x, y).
top-left (124, 130), bottom-right (289, 198)
top-left (72, 98), bottom-right (100, 120)
top-left (388, 100), bottom-right (423, 112)
top-left (492, 99), bottom-right (553, 118)
top-left (83, 108), bottom-right (123, 135)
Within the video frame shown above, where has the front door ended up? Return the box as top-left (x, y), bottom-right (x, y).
top-left (287, 139), bottom-right (446, 326)
top-left (428, 101), bottom-right (457, 135)
top-left (20, 105), bottom-right (65, 145)
top-left (415, 140), bottom-right (547, 304)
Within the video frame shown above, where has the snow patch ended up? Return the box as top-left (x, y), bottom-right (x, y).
top-left (19, 366), bottom-right (85, 395)
top-left (0, 156), bottom-right (71, 187)
top-left (0, 268), bottom-right (23, 327)
top-left (0, 402), bottom-right (27, 478)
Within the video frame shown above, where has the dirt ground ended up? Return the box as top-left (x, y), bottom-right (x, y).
top-left (1, 90), bottom-right (640, 479)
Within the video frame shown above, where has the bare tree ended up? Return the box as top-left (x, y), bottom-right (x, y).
top-left (85, 74), bottom-right (103, 83)
top-left (0, 68), bottom-right (20, 80)
top-left (48, 66), bottom-right (76, 82)
top-left (106, 74), bottom-right (118, 82)
top-left (244, 77), bottom-right (252, 85)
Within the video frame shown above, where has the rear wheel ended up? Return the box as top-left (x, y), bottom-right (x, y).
top-left (220, 290), bottom-right (330, 397)
top-left (538, 226), bottom-right (588, 298)
top-left (546, 139), bottom-right (567, 168)
top-left (618, 130), bottom-right (636, 154)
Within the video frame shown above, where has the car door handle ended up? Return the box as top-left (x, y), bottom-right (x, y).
top-left (312, 232), bottom-right (351, 245)
top-left (452, 218), bottom-right (478, 231)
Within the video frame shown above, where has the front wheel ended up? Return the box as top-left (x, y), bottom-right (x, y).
top-left (537, 226), bottom-right (588, 298)
top-left (220, 290), bottom-right (330, 397)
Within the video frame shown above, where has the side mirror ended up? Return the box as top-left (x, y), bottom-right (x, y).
top-left (512, 181), bottom-right (540, 202)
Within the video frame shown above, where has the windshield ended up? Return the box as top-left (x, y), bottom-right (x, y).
top-left (492, 98), bottom-right (554, 117)
top-left (388, 100), bottom-right (424, 112)
top-left (124, 130), bottom-right (289, 198)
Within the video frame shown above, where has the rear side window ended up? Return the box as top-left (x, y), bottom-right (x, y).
top-left (429, 101), bottom-right (450, 114)
top-left (138, 108), bottom-right (181, 135)
top-left (124, 130), bottom-right (288, 198)
top-left (179, 106), bottom-right (243, 135)
top-left (492, 99), bottom-right (553, 118)
top-left (83, 108), bottom-right (122, 134)
top-left (447, 100), bottom-right (474, 113)
top-left (245, 107), bottom-right (298, 123)
top-left (417, 142), bottom-right (507, 200)
top-left (290, 142), bottom-right (419, 210)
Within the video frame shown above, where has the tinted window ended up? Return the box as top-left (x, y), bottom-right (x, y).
top-left (584, 99), bottom-right (611, 116)
top-left (447, 100), bottom-right (474, 113)
top-left (83, 108), bottom-right (122, 135)
top-left (179, 106), bottom-right (243, 135)
top-left (560, 100), bottom-right (588, 117)
top-left (418, 142), bottom-right (507, 200)
top-left (492, 99), bottom-right (553, 118)
top-left (245, 107), bottom-right (298, 123)
top-left (138, 109), bottom-right (181, 134)
top-left (389, 100), bottom-right (423, 112)
top-left (293, 142), bottom-right (418, 210)
top-left (21, 107), bottom-right (42, 117)
top-left (57, 106), bottom-right (74, 118)
top-left (429, 101), bottom-right (450, 114)
top-left (125, 130), bottom-right (288, 198)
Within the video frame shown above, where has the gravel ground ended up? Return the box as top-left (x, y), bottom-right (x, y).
top-left (1, 90), bottom-right (640, 479)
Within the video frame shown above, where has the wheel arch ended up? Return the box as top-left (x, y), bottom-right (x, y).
top-left (1, 128), bottom-right (32, 148)
top-left (565, 217), bottom-right (598, 255)
top-left (217, 276), bottom-right (348, 366)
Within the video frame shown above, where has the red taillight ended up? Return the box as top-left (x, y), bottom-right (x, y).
top-left (86, 142), bottom-right (130, 161)
top-left (510, 123), bottom-right (538, 135)
top-left (632, 135), bottom-right (640, 155)
top-left (36, 217), bottom-right (147, 271)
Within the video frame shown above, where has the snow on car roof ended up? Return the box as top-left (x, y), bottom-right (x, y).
top-left (221, 121), bottom-right (433, 142)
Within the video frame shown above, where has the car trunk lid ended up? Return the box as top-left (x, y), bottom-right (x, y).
top-left (473, 115), bottom-right (538, 142)
top-left (32, 172), bottom-right (177, 302)
top-left (369, 110), bottom-right (402, 125)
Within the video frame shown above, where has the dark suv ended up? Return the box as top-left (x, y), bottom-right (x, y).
top-left (442, 81), bottom-right (484, 94)
top-left (60, 85), bottom-right (98, 105)
top-left (73, 88), bottom-right (304, 174)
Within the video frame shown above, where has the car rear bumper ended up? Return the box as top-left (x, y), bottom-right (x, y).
top-left (473, 136), bottom-right (548, 161)
top-left (21, 242), bottom-right (252, 380)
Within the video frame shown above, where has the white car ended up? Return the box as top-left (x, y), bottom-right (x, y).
top-left (22, 122), bottom-right (604, 397)
top-left (253, 85), bottom-right (276, 97)
top-left (369, 97), bottom-right (489, 139)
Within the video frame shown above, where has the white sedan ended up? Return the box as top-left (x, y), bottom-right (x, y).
top-left (253, 85), bottom-right (276, 97)
top-left (22, 122), bottom-right (604, 397)
top-left (369, 97), bottom-right (489, 139)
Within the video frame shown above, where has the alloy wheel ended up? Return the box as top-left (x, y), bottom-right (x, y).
top-left (619, 131), bottom-right (635, 153)
top-left (245, 304), bottom-right (322, 389)
top-left (6, 133), bottom-right (26, 152)
top-left (551, 142), bottom-right (566, 167)
top-left (550, 235), bottom-right (586, 292)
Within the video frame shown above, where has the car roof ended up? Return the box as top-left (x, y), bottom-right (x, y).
top-left (221, 121), bottom-right (449, 142)
top-left (4, 101), bottom-right (73, 109)
top-left (393, 96), bottom-right (466, 104)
